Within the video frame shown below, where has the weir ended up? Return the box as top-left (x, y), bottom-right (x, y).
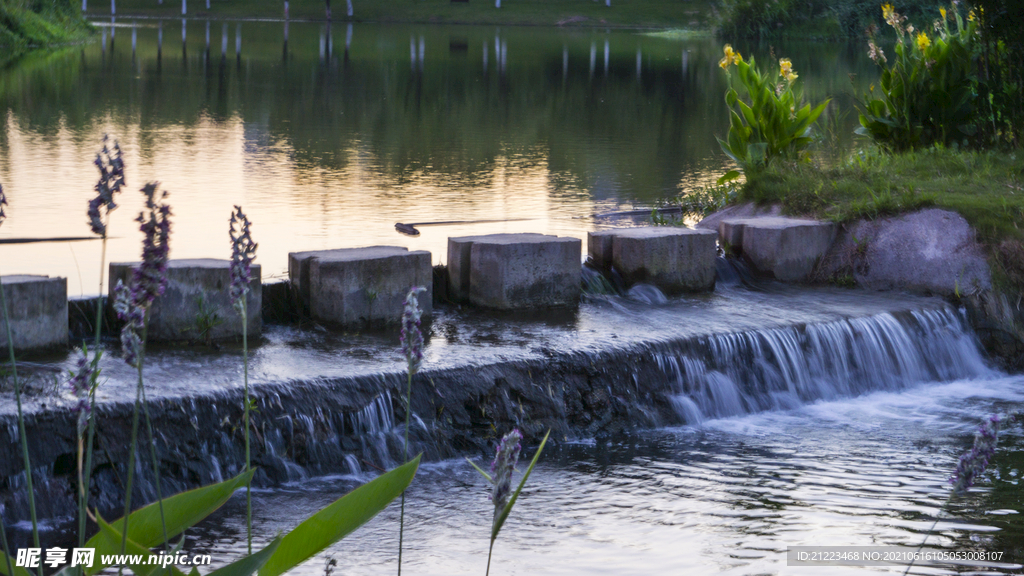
top-left (0, 282), bottom-right (997, 527)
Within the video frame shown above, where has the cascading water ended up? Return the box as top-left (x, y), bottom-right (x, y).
top-left (654, 308), bottom-right (994, 424)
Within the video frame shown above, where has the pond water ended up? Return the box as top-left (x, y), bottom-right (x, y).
top-left (0, 20), bottom-right (874, 296)
top-left (192, 374), bottom-right (1024, 575)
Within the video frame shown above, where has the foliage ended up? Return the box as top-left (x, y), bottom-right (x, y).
top-left (857, 3), bottom-right (980, 151)
top-left (468, 429), bottom-right (550, 576)
top-left (652, 181), bottom-right (740, 226)
top-left (968, 0), bottom-right (1024, 147)
top-left (0, 0), bottom-right (91, 65)
top-left (259, 457), bottom-right (420, 576)
top-left (715, 0), bottom-right (839, 40)
top-left (717, 46), bottom-right (830, 172)
top-left (715, 0), bottom-right (939, 40)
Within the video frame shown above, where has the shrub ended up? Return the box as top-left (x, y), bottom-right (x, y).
top-left (969, 0), bottom-right (1024, 146)
top-left (857, 3), bottom-right (980, 151)
top-left (717, 45), bottom-right (830, 172)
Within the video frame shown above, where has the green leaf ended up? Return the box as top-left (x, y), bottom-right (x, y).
top-left (258, 456), bottom-right (421, 576)
top-left (491, 430), bottom-right (550, 542)
top-left (717, 170), bottom-right (741, 185)
top-left (465, 457), bottom-right (493, 482)
top-left (207, 537), bottom-right (282, 576)
top-left (0, 553), bottom-right (33, 576)
top-left (94, 515), bottom-right (189, 576)
top-left (85, 469), bottom-right (255, 575)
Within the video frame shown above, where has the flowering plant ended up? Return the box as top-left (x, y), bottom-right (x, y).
top-left (717, 45), bottom-right (830, 172)
top-left (467, 428), bottom-right (550, 575)
top-left (858, 3), bottom-right (979, 150)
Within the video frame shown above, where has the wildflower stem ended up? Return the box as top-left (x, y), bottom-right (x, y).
top-left (398, 368), bottom-right (413, 576)
top-left (243, 308), bottom-right (252, 556)
top-left (78, 229), bottom-right (109, 572)
top-left (118, 321), bottom-right (148, 576)
top-left (901, 512), bottom-right (944, 576)
top-left (0, 278), bottom-right (43, 576)
top-left (0, 463), bottom-right (14, 576)
top-left (486, 538), bottom-right (494, 576)
top-left (140, 382), bottom-right (170, 571)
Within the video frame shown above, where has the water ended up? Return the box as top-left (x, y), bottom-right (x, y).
top-left (183, 376), bottom-right (1024, 575)
top-left (0, 21), bottom-right (875, 295)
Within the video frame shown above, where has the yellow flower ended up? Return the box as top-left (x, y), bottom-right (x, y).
top-left (779, 58), bottom-right (797, 82)
top-left (968, 9), bottom-right (975, 21)
top-left (940, 6), bottom-right (947, 19)
top-left (882, 3), bottom-right (894, 20)
top-left (916, 31), bottom-right (931, 51)
top-left (720, 44), bottom-right (741, 69)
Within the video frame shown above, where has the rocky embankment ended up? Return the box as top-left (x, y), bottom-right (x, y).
top-left (699, 204), bottom-right (1024, 371)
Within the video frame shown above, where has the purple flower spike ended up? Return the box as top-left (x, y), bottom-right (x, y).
top-left (401, 287), bottom-right (427, 375)
top-left (88, 136), bottom-right (125, 236)
top-left (950, 410), bottom-right (1022, 496)
top-left (0, 183), bottom-right (7, 228)
top-left (112, 183), bottom-right (172, 368)
top-left (0, 183), bottom-right (7, 227)
top-left (113, 280), bottom-right (144, 368)
top-left (131, 183), bottom-right (172, 309)
top-left (67, 349), bottom-right (96, 435)
top-left (229, 206), bottom-right (258, 308)
top-left (490, 429), bottom-right (523, 520)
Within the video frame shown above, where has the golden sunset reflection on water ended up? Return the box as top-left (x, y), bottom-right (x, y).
top-left (1, 114), bottom-right (605, 297)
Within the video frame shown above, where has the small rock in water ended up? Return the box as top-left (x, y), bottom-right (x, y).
top-left (626, 284), bottom-right (668, 305)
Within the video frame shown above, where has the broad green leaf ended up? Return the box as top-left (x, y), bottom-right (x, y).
top-left (258, 456), bottom-right (421, 576)
top-left (465, 458), bottom-right (493, 482)
top-left (737, 100), bottom-right (757, 129)
top-left (206, 537), bottom-right (281, 576)
top-left (0, 552), bottom-right (32, 576)
top-left (491, 430), bottom-right (550, 541)
top-left (716, 170), bottom-right (741, 185)
top-left (85, 469), bottom-right (255, 575)
top-left (94, 515), bottom-right (189, 576)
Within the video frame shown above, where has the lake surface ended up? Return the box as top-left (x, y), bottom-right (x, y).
top-left (0, 20), bottom-right (873, 296)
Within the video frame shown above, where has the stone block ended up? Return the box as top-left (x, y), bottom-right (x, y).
top-left (447, 233), bottom-right (548, 303)
top-left (718, 220), bottom-right (746, 252)
top-left (290, 246), bottom-right (432, 326)
top-left (609, 227), bottom-right (717, 294)
top-left (0, 275), bottom-right (68, 351)
top-left (587, 230), bottom-right (617, 269)
top-left (451, 234), bottom-right (580, 309)
top-left (109, 259), bottom-right (261, 341)
top-left (722, 217), bottom-right (836, 282)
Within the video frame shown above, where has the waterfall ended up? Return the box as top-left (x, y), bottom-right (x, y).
top-left (654, 308), bottom-right (993, 423)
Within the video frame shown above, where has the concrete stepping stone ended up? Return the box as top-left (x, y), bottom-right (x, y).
top-left (718, 217), bottom-right (836, 281)
top-left (288, 246), bottom-right (431, 327)
top-left (0, 275), bottom-right (68, 351)
top-left (109, 259), bottom-right (261, 341)
top-left (447, 233), bottom-right (581, 309)
top-left (587, 227), bottom-right (717, 294)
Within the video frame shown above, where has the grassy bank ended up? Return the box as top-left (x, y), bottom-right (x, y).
top-left (85, 0), bottom-right (713, 28)
top-left (0, 0), bottom-right (92, 66)
top-left (736, 147), bottom-right (1024, 288)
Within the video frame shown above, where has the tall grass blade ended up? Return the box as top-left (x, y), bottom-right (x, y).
top-left (258, 455), bottom-right (421, 576)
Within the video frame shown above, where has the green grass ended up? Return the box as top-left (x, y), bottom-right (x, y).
top-left (737, 146), bottom-right (1024, 289)
top-left (86, 0), bottom-right (714, 28)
